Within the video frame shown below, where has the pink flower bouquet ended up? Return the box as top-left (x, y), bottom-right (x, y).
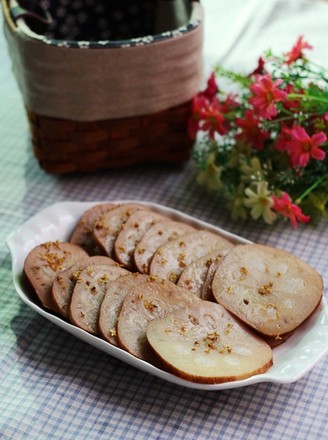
top-left (190, 37), bottom-right (328, 228)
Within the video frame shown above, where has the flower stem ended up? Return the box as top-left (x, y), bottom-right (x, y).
top-left (296, 173), bottom-right (328, 203)
top-left (308, 61), bottom-right (328, 75)
top-left (265, 115), bottom-right (295, 125)
top-left (288, 93), bottom-right (328, 105)
top-left (303, 66), bottom-right (328, 83)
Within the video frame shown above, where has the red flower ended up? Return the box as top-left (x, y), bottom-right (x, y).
top-left (285, 36), bottom-right (313, 65)
top-left (249, 74), bottom-right (287, 119)
top-left (220, 93), bottom-right (239, 114)
top-left (272, 193), bottom-right (310, 228)
top-left (309, 113), bottom-right (328, 133)
top-left (235, 109), bottom-right (270, 150)
top-left (286, 125), bottom-right (326, 167)
top-left (188, 94), bottom-right (206, 138)
top-left (188, 95), bottom-right (228, 140)
top-left (249, 57), bottom-right (266, 76)
top-left (188, 116), bottom-right (200, 139)
top-left (275, 125), bottom-right (293, 152)
top-left (203, 72), bottom-right (219, 99)
top-left (200, 99), bottom-right (228, 139)
top-left (284, 84), bottom-right (303, 111)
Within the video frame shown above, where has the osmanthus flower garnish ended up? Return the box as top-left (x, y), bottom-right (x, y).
top-left (190, 36), bottom-right (328, 228)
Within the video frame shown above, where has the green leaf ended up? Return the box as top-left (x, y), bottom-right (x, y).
top-left (214, 65), bottom-right (251, 88)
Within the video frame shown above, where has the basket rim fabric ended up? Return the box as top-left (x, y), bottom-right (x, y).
top-left (9, 0), bottom-right (201, 49)
top-left (3, 0), bottom-right (204, 121)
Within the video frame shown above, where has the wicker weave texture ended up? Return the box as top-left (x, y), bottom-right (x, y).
top-left (28, 101), bottom-right (193, 174)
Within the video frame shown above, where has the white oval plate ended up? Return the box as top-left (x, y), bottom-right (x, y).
top-left (6, 200), bottom-right (328, 390)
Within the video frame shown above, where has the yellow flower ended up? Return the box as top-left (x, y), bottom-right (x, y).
top-left (228, 184), bottom-right (248, 220)
top-left (197, 153), bottom-right (223, 191)
top-left (226, 142), bottom-right (251, 168)
top-left (244, 181), bottom-right (277, 224)
top-left (240, 157), bottom-right (264, 183)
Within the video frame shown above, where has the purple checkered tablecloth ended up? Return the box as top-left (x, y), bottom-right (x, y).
top-left (1, 1), bottom-right (327, 439)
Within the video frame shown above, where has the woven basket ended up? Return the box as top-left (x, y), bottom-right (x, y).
top-left (2, 0), bottom-right (203, 173)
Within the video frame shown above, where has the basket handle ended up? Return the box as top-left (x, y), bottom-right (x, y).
top-left (9, 0), bottom-right (52, 27)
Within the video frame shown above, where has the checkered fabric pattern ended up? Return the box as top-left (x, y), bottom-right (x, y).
top-left (1, 1), bottom-right (328, 439)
